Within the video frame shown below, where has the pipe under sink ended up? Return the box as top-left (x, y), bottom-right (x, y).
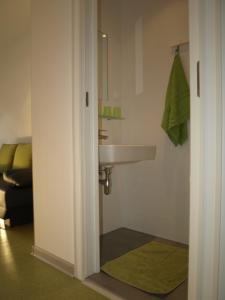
top-left (99, 144), bottom-right (156, 195)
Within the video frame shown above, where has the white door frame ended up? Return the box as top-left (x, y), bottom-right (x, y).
top-left (219, 1), bottom-right (225, 299)
top-left (188, 0), bottom-right (222, 299)
top-left (73, 0), bottom-right (99, 280)
top-left (73, 1), bottom-right (224, 300)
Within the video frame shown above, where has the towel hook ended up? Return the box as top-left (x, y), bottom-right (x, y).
top-left (175, 45), bottom-right (180, 55)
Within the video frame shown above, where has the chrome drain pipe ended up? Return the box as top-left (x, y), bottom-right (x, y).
top-left (99, 166), bottom-right (112, 195)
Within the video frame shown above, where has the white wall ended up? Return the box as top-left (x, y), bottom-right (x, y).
top-left (99, 0), bottom-right (124, 233)
top-left (99, 0), bottom-right (122, 146)
top-left (31, 0), bottom-right (74, 263)
top-left (101, 0), bottom-right (190, 244)
top-left (0, 0), bottom-right (31, 146)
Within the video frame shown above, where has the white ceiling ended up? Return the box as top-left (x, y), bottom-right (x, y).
top-left (0, 0), bottom-right (30, 48)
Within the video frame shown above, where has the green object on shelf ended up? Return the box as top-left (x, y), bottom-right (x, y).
top-left (112, 106), bottom-right (122, 118)
top-left (102, 106), bottom-right (112, 118)
top-left (99, 105), bottom-right (123, 120)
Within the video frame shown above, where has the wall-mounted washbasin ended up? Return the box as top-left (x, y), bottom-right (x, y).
top-left (99, 144), bottom-right (156, 166)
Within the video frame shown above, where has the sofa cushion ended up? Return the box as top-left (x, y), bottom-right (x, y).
top-left (0, 144), bottom-right (18, 173)
top-left (3, 169), bottom-right (32, 187)
top-left (12, 144), bottom-right (32, 169)
top-left (0, 176), bottom-right (33, 209)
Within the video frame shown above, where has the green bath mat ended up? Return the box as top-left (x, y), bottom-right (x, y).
top-left (101, 241), bottom-right (188, 295)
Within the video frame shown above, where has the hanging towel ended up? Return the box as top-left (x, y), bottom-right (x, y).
top-left (161, 54), bottom-right (190, 146)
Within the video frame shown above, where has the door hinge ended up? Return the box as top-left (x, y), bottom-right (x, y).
top-left (85, 92), bottom-right (89, 107)
top-left (197, 61), bottom-right (200, 97)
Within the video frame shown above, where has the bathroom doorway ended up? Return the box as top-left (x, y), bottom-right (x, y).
top-left (88, 0), bottom-right (190, 298)
top-left (76, 0), bottom-right (223, 299)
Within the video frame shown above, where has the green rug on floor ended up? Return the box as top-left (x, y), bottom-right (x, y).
top-left (101, 241), bottom-right (188, 295)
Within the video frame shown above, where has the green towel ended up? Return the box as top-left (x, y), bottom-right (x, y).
top-left (161, 54), bottom-right (190, 146)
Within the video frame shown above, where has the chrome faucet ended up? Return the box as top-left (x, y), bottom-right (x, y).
top-left (99, 129), bottom-right (108, 140)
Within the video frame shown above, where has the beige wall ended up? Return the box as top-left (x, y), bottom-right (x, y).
top-left (101, 0), bottom-right (190, 244)
top-left (0, 0), bottom-right (31, 146)
top-left (31, 0), bottom-right (74, 263)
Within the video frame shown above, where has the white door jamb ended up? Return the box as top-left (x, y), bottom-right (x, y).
top-left (73, 0), bottom-right (100, 280)
top-left (189, 0), bottom-right (222, 300)
top-left (219, 1), bottom-right (225, 299)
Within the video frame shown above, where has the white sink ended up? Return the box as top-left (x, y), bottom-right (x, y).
top-left (99, 144), bottom-right (156, 166)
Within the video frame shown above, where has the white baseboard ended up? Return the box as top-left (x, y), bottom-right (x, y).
top-left (32, 245), bottom-right (74, 277)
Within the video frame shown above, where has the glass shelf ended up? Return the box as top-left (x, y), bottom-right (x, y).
top-left (99, 115), bottom-right (125, 120)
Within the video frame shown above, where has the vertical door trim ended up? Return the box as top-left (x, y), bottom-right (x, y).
top-left (72, 0), bottom-right (99, 280)
top-left (189, 0), bottom-right (222, 299)
top-left (188, 0), bottom-right (201, 297)
top-left (219, 1), bottom-right (225, 299)
top-left (72, 0), bottom-right (85, 279)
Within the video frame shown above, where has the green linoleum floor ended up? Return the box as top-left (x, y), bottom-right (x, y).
top-left (0, 224), bottom-right (107, 300)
